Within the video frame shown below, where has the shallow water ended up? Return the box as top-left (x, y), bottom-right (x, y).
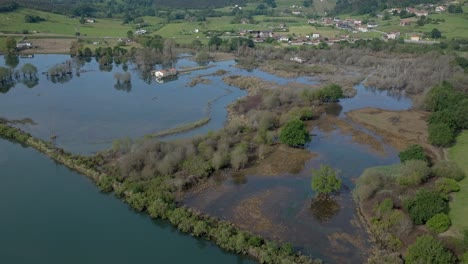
top-left (0, 55), bottom-right (316, 154)
top-left (184, 79), bottom-right (413, 263)
top-left (0, 139), bottom-right (255, 264)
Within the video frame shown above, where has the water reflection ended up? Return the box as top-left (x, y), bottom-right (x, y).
top-left (4, 55), bottom-right (19, 68)
top-left (324, 103), bottom-right (343, 116)
top-left (310, 197), bottom-right (341, 223)
top-left (22, 77), bottom-right (39, 88)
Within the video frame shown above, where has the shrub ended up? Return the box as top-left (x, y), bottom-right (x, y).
top-left (432, 160), bottom-right (465, 181)
top-left (97, 175), bottom-right (114, 192)
top-left (398, 144), bottom-right (427, 163)
top-left (397, 160), bottom-right (431, 186)
top-left (354, 168), bottom-right (394, 201)
top-left (182, 156), bottom-right (213, 178)
top-left (405, 235), bottom-right (455, 264)
top-left (148, 198), bottom-right (171, 219)
top-left (288, 107), bottom-right (315, 121)
top-left (429, 110), bottom-right (459, 130)
top-left (426, 213), bottom-right (451, 233)
top-left (319, 83), bottom-right (344, 102)
top-left (428, 122), bottom-right (455, 147)
top-left (230, 143), bottom-right (248, 170)
top-left (279, 119), bottom-right (311, 147)
top-left (424, 82), bottom-right (461, 112)
top-left (435, 178), bottom-right (460, 195)
top-left (404, 190), bottom-right (448, 225)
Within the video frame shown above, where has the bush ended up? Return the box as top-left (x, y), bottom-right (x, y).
top-left (435, 178), bottom-right (460, 195)
top-left (405, 235), bottom-right (455, 264)
top-left (398, 144), bottom-right (427, 163)
top-left (230, 143), bottom-right (248, 170)
top-left (287, 107), bottom-right (315, 121)
top-left (319, 83), bottom-right (344, 102)
top-left (428, 122), bottom-right (455, 147)
top-left (354, 168), bottom-right (394, 202)
top-left (279, 119), bottom-right (311, 147)
top-left (397, 160), bottom-right (431, 186)
top-left (426, 213), bottom-right (451, 233)
top-left (432, 160), bottom-right (465, 181)
top-left (404, 190), bottom-right (448, 225)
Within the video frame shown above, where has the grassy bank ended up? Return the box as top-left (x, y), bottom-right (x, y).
top-left (448, 130), bottom-right (468, 236)
top-left (147, 117), bottom-right (210, 138)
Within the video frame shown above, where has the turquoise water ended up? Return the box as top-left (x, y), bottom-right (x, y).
top-left (0, 139), bottom-right (255, 264)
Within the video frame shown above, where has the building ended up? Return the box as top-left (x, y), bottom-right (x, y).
top-left (435, 6), bottom-right (446, 12)
top-left (279, 36), bottom-right (289, 42)
top-left (410, 35), bottom-right (420, 41)
top-left (357, 26), bottom-right (368, 32)
top-left (386, 32), bottom-right (401, 40)
top-left (134, 29), bottom-right (147, 35)
top-left (290, 56), bottom-right (306, 63)
top-left (16, 42), bottom-right (32, 49)
top-left (153, 68), bottom-right (178, 78)
top-left (400, 19), bottom-right (413, 26)
top-left (85, 19), bottom-right (95, 23)
top-left (406, 7), bottom-right (428, 17)
top-left (311, 33), bottom-right (320, 39)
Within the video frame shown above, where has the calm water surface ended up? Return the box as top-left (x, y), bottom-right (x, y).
top-left (0, 139), bottom-right (255, 264)
top-left (185, 79), bottom-right (413, 263)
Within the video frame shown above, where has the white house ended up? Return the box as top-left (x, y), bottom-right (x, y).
top-left (134, 29), bottom-right (147, 35)
top-left (16, 42), bottom-right (32, 49)
top-left (410, 35), bottom-right (420, 41)
top-left (279, 36), bottom-right (289, 42)
top-left (290, 56), bottom-right (306, 63)
top-left (357, 26), bottom-right (368, 32)
top-left (435, 6), bottom-right (446, 12)
top-left (85, 19), bottom-right (95, 23)
top-left (311, 33), bottom-right (320, 39)
top-left (386, 32), bottom-right (401, 40)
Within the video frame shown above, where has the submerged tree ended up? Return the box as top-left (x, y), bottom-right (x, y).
top-left (21, 63), bottom-right (38, 79)
top-left (311, 165), bottom-right (342, 198)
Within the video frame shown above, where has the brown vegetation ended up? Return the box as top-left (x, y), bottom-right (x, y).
top-left (346, 108), bottom-right (444, 161)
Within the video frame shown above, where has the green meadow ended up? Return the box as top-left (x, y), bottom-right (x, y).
top-left (0, 8), bottom-right (132, 37)
top-left (448, 131), bottom-right (468, 236)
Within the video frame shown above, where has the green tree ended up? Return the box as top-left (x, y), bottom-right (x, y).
top-left (279, 119), bottom-right (311, 147)
top-left (311, 165), bottom-right (342, 196)
top-left (428, 122), bottom-right (455, 147)
top-left (431, 28), bottom-right (442, 39)
top-left (405, 235), bottom-right (455, 264)
top-left (404, 190), bottom-right (448, 225)
top-left (5, 37), bottom-right (17, 54)
top-left (319, 84), bottom-right (344, 102)
top-left (398, 144), bottom-right (427, 163)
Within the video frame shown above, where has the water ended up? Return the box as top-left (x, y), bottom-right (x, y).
top-left (0, 55), bottom-right (316, 155)
top-left (1, 54), bottom-right (413, 263)
top-left (185, 78), bottom-right (413, 263)
top-left (0, 139), bottom-right (255, 264)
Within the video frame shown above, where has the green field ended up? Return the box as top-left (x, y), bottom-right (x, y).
top-left (448, 130), bottom-right (468, 237)
top-left (0, 8), bottom-right (132, 37)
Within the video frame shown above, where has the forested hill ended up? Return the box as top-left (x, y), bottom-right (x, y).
top-left (334, 0), bottom-right (440, 15)
top-left (3, 0), bottom-right (248, 17)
